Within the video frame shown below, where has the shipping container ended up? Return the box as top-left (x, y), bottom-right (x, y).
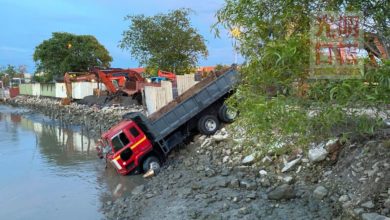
top-left (9, 87), bottom-right (20, 98)
top-left (19, 83), bottom-right (33, 95)
top-left (40, 83), bottom-right (56, 97)
top-left (32, 83), bottom-right (41, 97)
top-left (55, 83), bottom-right (67, 98)
top-left (0, 88), bottom-right (9, 100)
top-left (71, 82), bottom-right (98, 99)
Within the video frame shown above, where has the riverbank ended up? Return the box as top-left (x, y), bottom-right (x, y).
top-left (6, 96), bottom-right (145, 138)
top-left (4, 96), bottom-right (390, 220)
top-left (102, 127), bottom-right (390, 220)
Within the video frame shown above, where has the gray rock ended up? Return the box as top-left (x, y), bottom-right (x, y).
top-left (259, 170), bottom-right (267, 176)
top-left (283, 176), bottom-right (293, 184)
top-left (191, 183), bottom-right (202, 190)
top-left (222, 156), bottom-right (229, 163)
top-left (325, 138), bottom-right (339, 150)
top-left (261, 156), bottom-right (273, 165)
top-left (361, 213), bottom-right (390, 220)
top-left (230, 179), bottom-right (240, 188)
top-left (217, 179), bottom-right (229, 188)
top-left (267, 184), bottom-right (295, 200)
top-left (384, 199), bottom-right (390, 209)
top-left (240, 180), bottom-right (257, 190)
top-left (247, 192), bottom-right (257, 199)
top-left (338, 195), bottom-right (349, 202)
top-left (313, 186), bottom-right (328, 200)
top-left (145, 193), bottom-right (154, 199)
top-left (259, 177), bottom-right (271, 187)
top-left (353, 208), bottom-right (364, 215)
top-left (281, 156), bottom-right (301, 172)
top-left (361, 201), bottom-right (375, 209)
top-left (242, 154), bottom-right (255, 165)
top-left (205, 168), bottom-right (216, 177)
top-left (221, 168), bottom-right (230, 176)
top-left (308, 143), bottom-right (328, 162)
top-left (238, 207), bottom-right (250, 215)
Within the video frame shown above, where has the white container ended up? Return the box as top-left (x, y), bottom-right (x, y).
top-left (55, 83), bottom-right (67, 98)
top-left (32, 83), bottom-right (41, 97)
top-left (71, 82), bottom-right (98, 99)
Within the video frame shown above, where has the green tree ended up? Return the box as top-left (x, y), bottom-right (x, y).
top-left (119, 8), bottom-right (208, 74)
top-left (0, 65), bottom-right (19, 86)
top-left (215, 0), bottom-right (390, 154)
top-left (33, 32), bottom-right (112, 82)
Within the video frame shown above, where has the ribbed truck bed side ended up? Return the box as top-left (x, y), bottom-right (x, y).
top-left (148, 68), bottom-right (238, 142)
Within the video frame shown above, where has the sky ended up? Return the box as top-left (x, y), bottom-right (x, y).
top-left (0, 0), bottom-right (241, 73)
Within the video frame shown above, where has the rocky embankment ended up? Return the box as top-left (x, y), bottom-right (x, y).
top-left (6, 96), bottom-right (145, 138)
top-left (104, 128), bottom-right (390, 220)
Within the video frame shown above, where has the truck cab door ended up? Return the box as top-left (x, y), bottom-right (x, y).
top-left (111, 132), bottom-right (133, 163)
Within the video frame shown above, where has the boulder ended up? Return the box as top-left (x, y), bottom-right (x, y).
top-left (259, 170), bottom-right (268, 176)
top-left (242, 154), bottom-right (255, 165)
top-left (313, 186), bottom-right (328, 199)
top-left (283, 176), bottom-right (293, 184)
top-left (308, 143), bottom-right (328, 162)
top-left (267, 184), bottom-right (295, 200)
top-left (361, 213), bottom-right (390, 220)
top-left (361, 201), bottom-right (375, 209)
top-left (281, 156), bottom-right (301, 173)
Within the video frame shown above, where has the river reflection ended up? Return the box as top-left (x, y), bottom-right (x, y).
top-left (0, 106), bottom-right (144, 220)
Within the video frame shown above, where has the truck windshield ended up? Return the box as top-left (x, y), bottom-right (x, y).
top-left (111, 132), bottom-right (130, 152)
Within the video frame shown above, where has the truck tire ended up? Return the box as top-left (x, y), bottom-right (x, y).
top-left (218, 105), bottom-right (238, 123)
top-left (198, 115), bottom-right (220, 135)
top-left (142, 156), bottom-right (161, 173)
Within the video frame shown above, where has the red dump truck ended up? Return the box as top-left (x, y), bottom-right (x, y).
top-left (97, 67), bottom-right (239, 175)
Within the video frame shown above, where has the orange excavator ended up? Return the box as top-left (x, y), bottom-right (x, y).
top-left (364, 33), bottom-right (389, 65)
top-left (157, 70), bottom-right (176, 81)
top-left (62, 68), bottom-right (154, 105)
top-left (90, 67), bottom-right (147, 97)
top-left (62, 72), bottom-right (98, 105)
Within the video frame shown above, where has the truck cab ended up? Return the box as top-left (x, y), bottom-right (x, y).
top-left (98, 120), bottom-right (158, 175)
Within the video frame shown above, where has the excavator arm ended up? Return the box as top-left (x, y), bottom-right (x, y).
top-left (364, 32), bottom-right (389, 65)
top-left (91, 68), bottom-right (146, 96)
top-left (63, 72), bottom-right (98, 99)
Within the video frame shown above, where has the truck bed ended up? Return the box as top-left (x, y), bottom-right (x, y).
top-left (125, 67), bottom-right (238, 145)
top-left (148, 67), bottom-right (239, 141)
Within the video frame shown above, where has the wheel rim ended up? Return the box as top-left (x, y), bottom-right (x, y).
top-left (149, 161), bottom-right (160, 171)
top-left (226, 108), bottom-right (237, 120)
top-left (205, 119), bottom-right (217, 131)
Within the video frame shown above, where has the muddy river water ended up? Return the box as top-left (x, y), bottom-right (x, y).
top-left (0, 105), bottom-right (144, 220)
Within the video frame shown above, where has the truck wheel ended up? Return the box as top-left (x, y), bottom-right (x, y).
top-left (198, 115), bottom-right (220, 135)
top-left (218, 105), bottom-right (238, 123)
top-left (142, 156), bottom-right (161, 173)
